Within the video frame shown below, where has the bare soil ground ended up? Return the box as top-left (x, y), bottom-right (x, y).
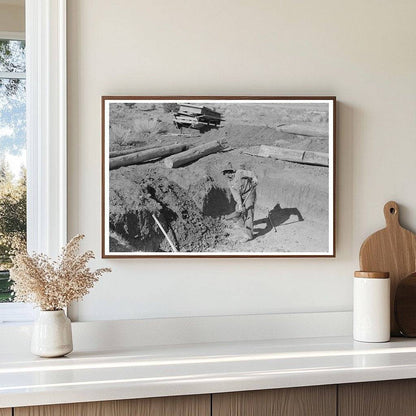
top-left (109, 102), bottom-right (330, 254)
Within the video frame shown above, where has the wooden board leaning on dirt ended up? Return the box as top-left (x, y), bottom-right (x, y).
top-left (254, 145), bottom-right (329, 167)
top-left (278, 124), bottom-right (329, 137)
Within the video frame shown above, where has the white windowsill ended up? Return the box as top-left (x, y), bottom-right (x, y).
top-left (0, 303), bottom-right (35, 324)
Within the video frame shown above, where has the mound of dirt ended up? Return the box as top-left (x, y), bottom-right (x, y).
top-left (109, 168), bottom-right (226, 252)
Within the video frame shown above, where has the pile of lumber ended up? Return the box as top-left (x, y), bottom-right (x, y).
top-left (173, 104), bottom-right (222, 132)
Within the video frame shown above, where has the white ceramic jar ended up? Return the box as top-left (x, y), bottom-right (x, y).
top-left (31, 310), bottom-right (73, 357)
top-left (353, 271), bottom-right (390, 343)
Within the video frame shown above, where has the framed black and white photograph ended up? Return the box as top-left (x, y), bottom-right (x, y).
top-left (102, 96), bottom-right (335, 258)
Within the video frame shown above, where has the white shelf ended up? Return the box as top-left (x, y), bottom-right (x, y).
top-left (2, 335), bottom-right (416, 408)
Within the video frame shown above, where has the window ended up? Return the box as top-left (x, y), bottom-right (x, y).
top-left (0, 0), bottom-right (67, 324)
top-left (0, 34), bottom-right (26, 306)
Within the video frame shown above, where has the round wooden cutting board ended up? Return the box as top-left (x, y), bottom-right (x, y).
top-left (359, 201), bottom-right (416, 336)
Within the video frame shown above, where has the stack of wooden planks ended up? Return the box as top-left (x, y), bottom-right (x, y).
top-left (173, 104), bottom-right (222, 131)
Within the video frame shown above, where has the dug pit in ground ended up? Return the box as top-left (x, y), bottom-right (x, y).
top-left (109, 168), bottom-right (227, 253)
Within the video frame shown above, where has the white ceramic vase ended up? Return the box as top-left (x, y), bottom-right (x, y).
top-left (31, 310), bottom-right (73, 358)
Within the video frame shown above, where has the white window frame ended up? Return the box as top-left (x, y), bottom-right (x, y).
top-left (0, 0), bottom-right (67, 323)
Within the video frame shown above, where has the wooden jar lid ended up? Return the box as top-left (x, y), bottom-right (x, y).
top-left (354, 271), bottom-right (390, 279)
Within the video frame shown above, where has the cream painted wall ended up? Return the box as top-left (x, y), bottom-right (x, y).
top-left (67, 0), bottom-right (416, 321)
top-left (0, 4), bottom-right (24, 33)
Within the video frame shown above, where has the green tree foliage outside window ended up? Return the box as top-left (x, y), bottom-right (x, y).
top-left (0, 38), bottom-right (27, 302)
top-left (0, 161), bottom-right (26, 302)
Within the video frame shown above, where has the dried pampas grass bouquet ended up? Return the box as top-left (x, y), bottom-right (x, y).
top-left (10, 234), bottom-right (111, 311)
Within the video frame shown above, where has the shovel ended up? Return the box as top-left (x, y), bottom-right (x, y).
top-left (152, 214), bottom-right (178, 252)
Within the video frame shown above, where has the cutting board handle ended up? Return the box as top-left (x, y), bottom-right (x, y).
top-left (384, 201), bottom-right (400, 228)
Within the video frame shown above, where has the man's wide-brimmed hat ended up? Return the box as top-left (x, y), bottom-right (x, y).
top-left (222, 161), bottom-right (235, 174)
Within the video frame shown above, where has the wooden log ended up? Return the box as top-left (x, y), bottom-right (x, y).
top-left (279, 124), bottom-right (328, 137)
top-left (109, 144), bottom-right (162, 158)
top-left (258, 145), bottom-right (329, 167)
top-left (110, 143), bottom-right (187, 170)
top-left (164, 140), bottom-right (226, 168)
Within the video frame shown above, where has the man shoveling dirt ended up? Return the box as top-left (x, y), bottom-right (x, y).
top-left (222, 162), bottom-right (258, 242)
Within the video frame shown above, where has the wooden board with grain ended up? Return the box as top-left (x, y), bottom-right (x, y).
top-left (338, 379), bottom-right (416, 416)
top-left (359, 201), bottom-right (416, 335)
top-left (212, 386), bottom-right (336, 416)
top-left (15, 395), bottom-right (210, 416)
